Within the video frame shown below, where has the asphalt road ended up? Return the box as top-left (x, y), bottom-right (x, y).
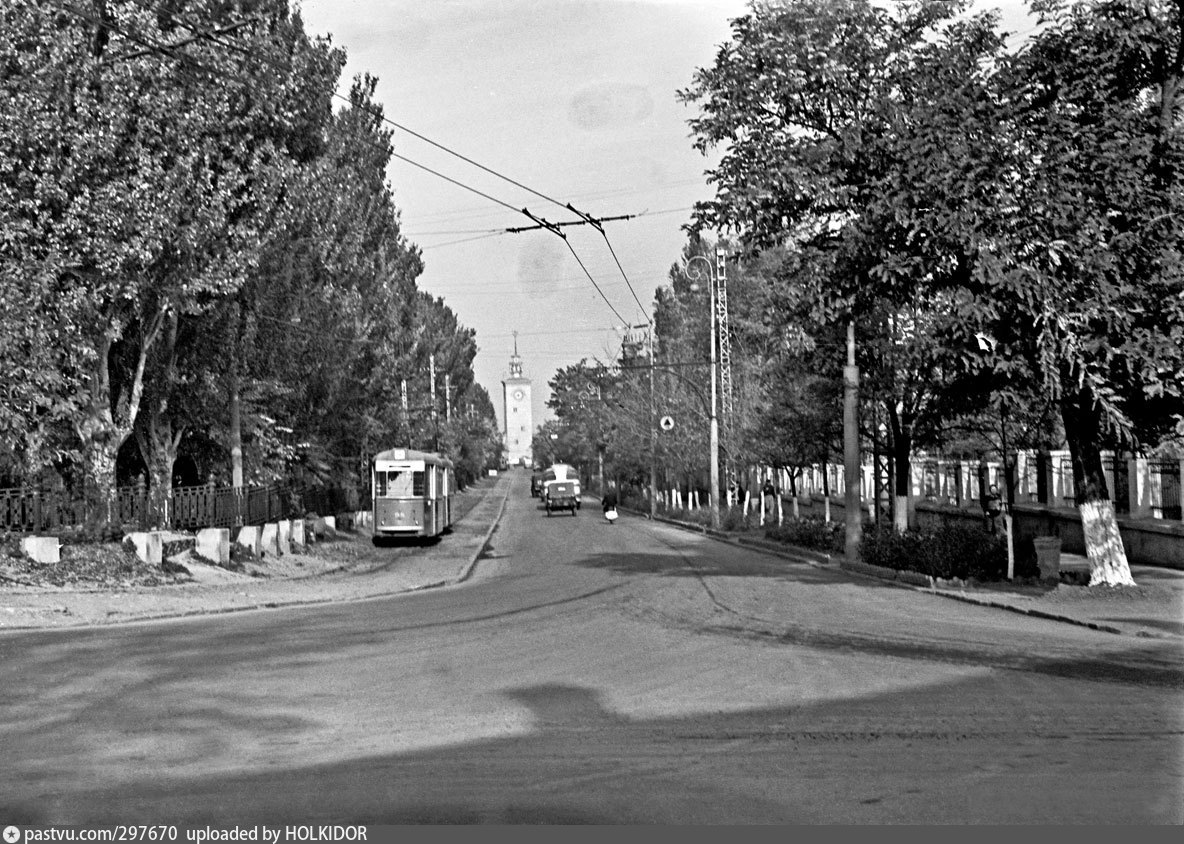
top-left (2, 473), bottom-right (1181, 824)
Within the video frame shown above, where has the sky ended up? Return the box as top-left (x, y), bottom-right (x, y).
top-left (294, 0), bottom-right (1033, 438)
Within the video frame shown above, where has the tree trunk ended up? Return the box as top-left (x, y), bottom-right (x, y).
top-left (230, 373), bottom-right (244, 489)
top-left (139, 416), bottom-right (183, 530)
top-left (890, 409), bottom-right (912, 533)
top-left (78, 416), bottom-right (119, 535)
top-left (137, 312), bottom-right (183, 529)
top-left (1061, 390), bottom-right (1135, 586)
top-left (822, 460), bottom-right (831, 523)
top-left (75, 331), bottom-right (130, 535)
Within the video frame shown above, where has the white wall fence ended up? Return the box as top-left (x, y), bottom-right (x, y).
top-left (776, 450), bottom-right (1184, 523)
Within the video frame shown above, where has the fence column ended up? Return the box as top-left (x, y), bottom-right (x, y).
top-left (1132, 456), bottom-right (1152, 518)
top-left (1179, 459), bottom-right (1184, 523)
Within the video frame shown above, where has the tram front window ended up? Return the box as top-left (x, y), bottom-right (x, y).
top-left (376, 469), bottom-right (425, 498)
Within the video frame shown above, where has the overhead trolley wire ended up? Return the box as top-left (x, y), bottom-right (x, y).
top-left (160, 10), bottom-right (644, 328)
top-left (564, 203), bottom-right (650, 322)
top-left (389, 151), bottom-right (522, 215)
top-left (54, 1), bottom-right (640, 329)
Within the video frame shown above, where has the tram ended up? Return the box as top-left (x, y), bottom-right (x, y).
top-left (371, 448), bottom-right (454, 542)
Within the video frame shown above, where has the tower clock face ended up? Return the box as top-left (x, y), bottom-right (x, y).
top-left (513, 390), bottom-right (525, 400)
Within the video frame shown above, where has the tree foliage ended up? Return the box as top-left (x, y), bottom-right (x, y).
top-left (0, 0), bottom-right (503, 520)
top-left (673, 0), bottom-right (1182, 584)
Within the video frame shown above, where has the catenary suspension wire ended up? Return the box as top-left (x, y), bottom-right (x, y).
top-left (152, 4), bottom-right (640, 326)
top-left (53, 1), bottom-right (638, 333)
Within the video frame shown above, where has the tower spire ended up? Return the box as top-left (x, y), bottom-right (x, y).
top-left (509, 330), bottom-right (523, 378)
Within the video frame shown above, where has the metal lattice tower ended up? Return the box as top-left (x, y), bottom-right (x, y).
top-left (715, 248), bottom-right (734, 468)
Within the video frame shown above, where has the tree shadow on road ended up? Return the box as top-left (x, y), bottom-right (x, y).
top-left (4, 675), bottom-right (1181, 824)
top-left (569, 546), bottom-right (902, 590)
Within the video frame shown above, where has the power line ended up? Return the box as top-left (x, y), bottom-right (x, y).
top-left (563, 203), bottom-right (650, 323)
top-left (389, 151), bottom-right (522, 215)
top-left (561, 239), bottom-right (630, 327)
top-left (423, 269), bottom-right (671, 292)
top-left (159, 6), bottom-right (637, 323)
top-left (504, 212), bottom-right (637, 234)
top-left (600, 231), bottom-right (649, 319)
top-left (50, 1), bottom-right (638, 333)
top-left (418, 232), bottom-right (509, 250)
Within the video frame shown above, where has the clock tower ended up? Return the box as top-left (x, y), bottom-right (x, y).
top-left (501, 332), bottom-right (533, 466)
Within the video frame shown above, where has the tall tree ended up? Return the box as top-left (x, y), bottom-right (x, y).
top-left (680, 0), bottom-right (999, 530)
top-left (0, 0), bottom-right (332, 527)
top-left (981, 0), bottom-right (1184, 584)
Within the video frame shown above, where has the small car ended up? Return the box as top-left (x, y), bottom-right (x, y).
top-left (544, 479), bottom-right (579, 516)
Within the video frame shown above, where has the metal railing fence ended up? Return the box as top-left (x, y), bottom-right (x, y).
top-left (1, 481), bottom-right (360, 536)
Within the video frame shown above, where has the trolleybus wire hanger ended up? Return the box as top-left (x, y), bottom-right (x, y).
top-left (58, 1), bottom-right (638, 332)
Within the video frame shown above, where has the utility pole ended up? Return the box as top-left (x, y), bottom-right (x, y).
top-left (647, 323), bottom-right (657, 519)
top-left (400, 379), bottom-right (408, 447)
top-left (844, 320), bottom-right (861, 562)
top-left (715, 246), bottom-right (733, 485)
top-left (429, 354), bottom-right (438, 451)
top-left (445, 373), bottom-right (451, 422)
top-left (709, 256), bottom-right (721, 530)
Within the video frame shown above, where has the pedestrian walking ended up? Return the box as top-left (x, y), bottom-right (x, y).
top-left (602, 484), bottom-right (619, 523)
top-left (762, 478), bottom-right (776, 521)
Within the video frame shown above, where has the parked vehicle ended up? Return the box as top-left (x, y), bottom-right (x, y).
top-left (371, 448), bottom-right (453, 542)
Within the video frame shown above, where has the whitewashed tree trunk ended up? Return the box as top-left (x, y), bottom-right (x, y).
top-left (1080, 499), bottom-right (1136, 586)
top-left (894, 494), bottom-right (909, 533)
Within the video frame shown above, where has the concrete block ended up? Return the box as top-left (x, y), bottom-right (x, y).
top-left (276, 519), bottom-right (291, 556)
top-left (21, 536), bottom-right (59, 564)
top-left (309, 516), bottom-right (326, 538)
top-left (324, 515), bottom-right (336, 533)
top-left (125, 531), bottom-right (162, 565)
top-left (195, 528), bottom-right (230, 565)
top-left (260, 522), bottom-right (279, 558)
top-left (235, 525), bottom-right (262, 557)
top-left (289, 519), bottom-right (306, 549)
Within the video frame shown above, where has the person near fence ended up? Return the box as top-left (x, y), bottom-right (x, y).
top-left (762, 478), bottom-right (777, 521)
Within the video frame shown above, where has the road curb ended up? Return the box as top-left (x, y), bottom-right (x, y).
top-left (454, 481), bottom-right (512, 585)
top-left (922, 589), bottom-right (1124, 635)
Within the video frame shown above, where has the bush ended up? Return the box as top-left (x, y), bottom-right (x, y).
top-left (859, 523), bottom-right (1008, 581)
top-left (652, 503), bottom-right (749, 531)
top-left (719, 505), bottom-right (749, 532)
top-left (765, 517), bottom-right (844, 554)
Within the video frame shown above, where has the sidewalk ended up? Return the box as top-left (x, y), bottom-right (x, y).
top-left (722, 530), bottom-right (1184, 640)
top-left (0, 473), bottom-right (512, 631)
top-left (624, 501), bottom-right (1184, 641)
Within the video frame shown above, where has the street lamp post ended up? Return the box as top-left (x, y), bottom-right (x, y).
top-left (843, 319), bottom-right (861, 563)
top-left (647, 323), bottom-right (657, 520)
top-left (685, 250), bottom-right (723, 530)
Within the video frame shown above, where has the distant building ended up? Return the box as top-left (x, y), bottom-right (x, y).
top-left (501, 334), bottom-right (532, 466)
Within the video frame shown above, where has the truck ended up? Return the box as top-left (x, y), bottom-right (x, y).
top-left (542, 463), bottom-right (581, 516)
